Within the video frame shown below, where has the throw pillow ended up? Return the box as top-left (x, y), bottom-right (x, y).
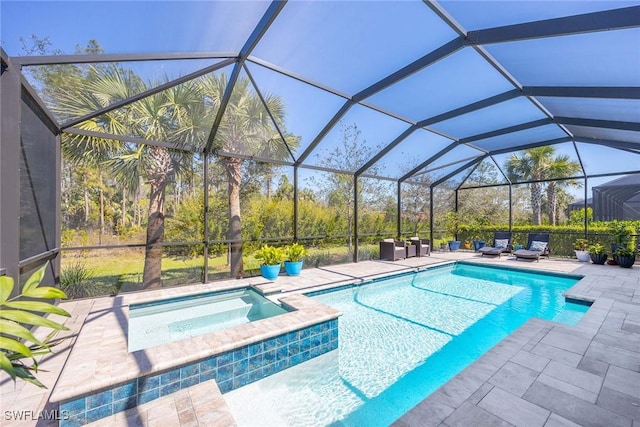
top-left (383, 238), bottom-right (395, 243)
top-left (530, 240), bottom-right (548, 251)
top-left (495, 239), bottom-right (509, 249)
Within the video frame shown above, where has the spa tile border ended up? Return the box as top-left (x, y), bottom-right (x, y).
top-left (60, 319), bottom-right (338, 426)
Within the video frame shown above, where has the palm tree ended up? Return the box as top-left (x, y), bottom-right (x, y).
top-left (204, 74), bottom-right (294, 279)
top-left (545, 154), bottom-right (582, 225)
top-left (56, 67), bottom-right (202, 288)
top-left (505, 146), bottom-right (555, 225)
top-left (49, 62), bottom-right (295, 285)
top-left (505, 146), bottom-right (582, 225)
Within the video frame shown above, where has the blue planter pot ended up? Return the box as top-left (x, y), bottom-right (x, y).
top-left (448, 241), bottom-right (461, 251)
top-left (284, 260), bottom-right (303, 276)
top-left (472, 241), bottom-right (486, 251)
top-left (260, 264), bottom-right (281, 280)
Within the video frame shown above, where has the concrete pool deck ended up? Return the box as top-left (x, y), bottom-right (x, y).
top-left (1, 252), bottom-right (638, 426)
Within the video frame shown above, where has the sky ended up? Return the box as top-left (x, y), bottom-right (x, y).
top-left (2, 0), bottom-right (639, 199)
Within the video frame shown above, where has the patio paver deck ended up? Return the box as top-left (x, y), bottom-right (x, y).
top-left (1, 251), bottom-right (638, 426)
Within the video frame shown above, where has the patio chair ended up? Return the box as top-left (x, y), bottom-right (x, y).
top-left (410, 237), bottom-right (431, 257)
top-left (379, 239), bottom-right (407, 261)
top-left (478, 232), bottom-right (512, 257)
top-left (514, 233), bottom-right (550, 262)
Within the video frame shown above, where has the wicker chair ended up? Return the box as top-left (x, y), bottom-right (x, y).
top-left (410, 237), bottom-right (430, 257)
top-left (379, 239), bottom-right (407, 261)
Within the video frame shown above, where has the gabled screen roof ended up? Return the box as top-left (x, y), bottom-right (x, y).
top-left (2, 0), bottom-right (639, 187)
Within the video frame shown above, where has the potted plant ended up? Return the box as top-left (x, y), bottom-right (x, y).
top-left (284, 243), bottom-right (307, 276)
top-left (608, 220), bottom-right (632, 255)
top-left (573, 238), bottom-right (590, 262)
top-left (254, 245), bottom-right (286, 280)
top-left (614, 247), bottom-right (636, 268)
top-left (588, 243), bottom-right (608, 265)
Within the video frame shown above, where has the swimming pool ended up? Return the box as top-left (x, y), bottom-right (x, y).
top-left (128, 288), bottom-right (289, 352)
top-left (224, 262), bottom-right (589, 426)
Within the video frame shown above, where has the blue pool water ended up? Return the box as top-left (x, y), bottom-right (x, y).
top-left (224, 263), bottom-right (588, 426)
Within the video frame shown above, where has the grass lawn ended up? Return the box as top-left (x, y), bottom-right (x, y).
top-left (60, 244), bottom-right (379, 298)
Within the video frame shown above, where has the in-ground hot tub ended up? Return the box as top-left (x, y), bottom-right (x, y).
top-left (128, 288), bottom-right (290, 352)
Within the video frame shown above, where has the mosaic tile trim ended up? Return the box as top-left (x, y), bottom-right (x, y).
top-left (59, 319), bottom-right (338, 426)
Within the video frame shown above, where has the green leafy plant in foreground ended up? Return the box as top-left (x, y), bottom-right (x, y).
top-left (0, 263), bottom-right (70, 388)
top-left (254, 245), bottom-right (286, 266)
top-left (284, 243), bottom-right (308, 262)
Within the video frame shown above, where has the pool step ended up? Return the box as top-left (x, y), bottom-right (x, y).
top-left (85, 379), bottom-right (236, 426)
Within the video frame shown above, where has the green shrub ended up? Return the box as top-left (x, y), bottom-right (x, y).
top-left (60, 262), bottom-right (104, 298)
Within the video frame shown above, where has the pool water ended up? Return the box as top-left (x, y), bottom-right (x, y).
top-left (224, 263), bottom-right (588, 426)
top-left (128, 288), bottom-right (288, 352)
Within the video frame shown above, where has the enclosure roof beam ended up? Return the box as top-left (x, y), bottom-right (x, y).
top-left (524, 86), bottom-right (640, 99)
top-left (205, 1), bottom-right (286, 153)
top-left (488, 137), bottom-right (573, 155)
top-left (243, 63), bottom-right (296, 162)
top-left (417, 89), bottom-right (520, 127)
top-left (430, 155), bottom-right (487, 188)
top-left (460, 118), bottom-right (553, 144)
top-left (352, 37), bottom-right (466, 102)
top-left (575, 137), bottom-right (640, 152)
top-left (555, 117), bottom-right (640, 132)
top-left (467, 6), bottom-right (640, 45)
top-left (354, 125), bottom-right (419, 177)
top-left (21, 76), bottom-right (60, 133)
top-left (13, 51), bottom-right (238, 67)
top-left (296, 37), bottom-right (466, 166)
top-left (295, 101), bottom-right (354, 165)
top-left (61, 58), bottom-right (236, 130)
top-left (64, 127), bottom-right (199, 152)
top-left (399, 141), bottom-right (458, 183)
top-left (455, 161), bottom-right (482, 191)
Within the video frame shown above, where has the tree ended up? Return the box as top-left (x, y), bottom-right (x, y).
top-left (56, 69), bottom-right (201, 288)
top-left (545, 154), bottom-right (582, 225)
top-left (505, 146), bottom-right (555, 225)
top-left (309, 123), bottom-right (386, 252)
top-left (205, 75), bottom-right (296, 278)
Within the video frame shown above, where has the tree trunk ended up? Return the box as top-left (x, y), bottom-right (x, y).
top-left (142, 147), bottom-right (173, 289)
top-left (142, 180), bottom-right (166, 289)
top-left (99, 171), bottom-right (104, 245)
top-left (224, 157), bottom-right (243, 279)
top-left (121, 188), bottom-right (127, 229)
top-left (530, 182), bottom-right (542, 225)
top-left (83, 171), bottom-right (90, 223)
top-left (547, 182), bottom-right (557, 226)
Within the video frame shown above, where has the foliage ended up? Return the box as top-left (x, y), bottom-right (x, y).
top-left (444, 211), bottom-right (461, 238)
top-left (504, 147), bottom-right (581, 225)
top-left (0, 263), bottom-right (70, 388)
top-left (568, 207), bottom-right (593, 225)
top-left (284, 243), bottom-right (307, 262)
top-left (59, 262), bottom-right (104, 298)
top-left (254, 245), bottom-right (286, 266)
top-left (573, 239), bottom-right (589, 251)
top-left (607, 220), bottom-right (633, 248)
top-left (614, 247), bottom-right (637, 258)
top-left (588, 243), bottom-right (606, 255)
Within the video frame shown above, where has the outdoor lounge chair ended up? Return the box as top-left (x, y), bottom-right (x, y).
top-left (514, 233), bottom-right (550, 262)
top-left (380, 239), bottom-right (407, 261)
top-left (410, 237), bottom-right (431, 257)
top-left (478, 232), bottom-right (512, 257)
